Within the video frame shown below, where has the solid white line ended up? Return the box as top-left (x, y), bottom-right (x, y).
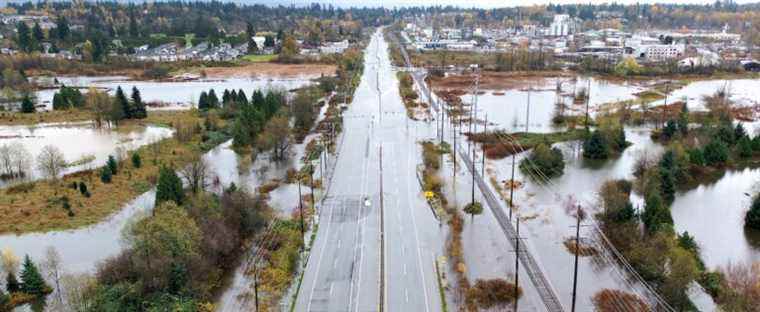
top-left (406, 135), bottom-right (432, 312)
top-left (351, 84), bottom-right (373, 312)
top-left (306, 195), bottom-right (335, 312)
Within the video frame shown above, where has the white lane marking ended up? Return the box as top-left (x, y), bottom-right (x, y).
top-left (337, 238), bottom-right (341, 250)
top-left (306, 183), bottom-right (337, 312)
top-left (351, 120), bottom-right (372, 312)
top-left (406, 135), bottom-right (432, 312)
top-left (333, 257), bottom-right (338, 269)
top-left (403, 263), bottom-right (407, 276)
top-left (405, 288), bottom-right (409, 303)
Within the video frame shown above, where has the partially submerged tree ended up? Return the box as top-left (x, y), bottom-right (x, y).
top-left (36, 145), bottom-right (67, 181)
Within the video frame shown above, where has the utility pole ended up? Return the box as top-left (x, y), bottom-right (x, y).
top-left (571, 205), bottom-right (582, 312)
top-left (514, 217), bottom-right (521, 312)
top-left (525, 90), bottom-right (531, 133)
top-left (585, 78), bottom-right (591, 130)
top-left (298, 179), bottom-right (305, 248)
top-left (482, 113), bottom-right (487, 178)
top-left (471, 139), bottom-right (476, 206)
top-left (309, 164), bottom-right (316, 211)
top-left (253, 262), bottom-right (260, 311)
top-left (509, 152), bottom-right (516, 221)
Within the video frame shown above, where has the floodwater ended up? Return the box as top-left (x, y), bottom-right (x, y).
top-left (33, 76), bottom-right (315, 110)
top-left (463, 76), bottom-right (644, 133)
top-left (671, 168), bottom-right (760, 270)
top-left (651, 78), bottom-right (760, 111)
top-left (481, 129), bottom-right (665, 309)
top-left (0, 122), bottom-right (173, 187)
top-left (0, 137), bottom-right (308, 272)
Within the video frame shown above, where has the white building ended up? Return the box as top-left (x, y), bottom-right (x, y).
top-left (549, 14), bottom-right (579, 37)
top-left (625, 36), bottom-right (685, 60)
top-left (320, 40), bottom-right (349, 54)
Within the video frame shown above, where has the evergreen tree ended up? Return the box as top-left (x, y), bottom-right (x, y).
top-left (107, 155), bottom-right (118, 175)
top-left (746, 194), bottom-right (760, 230)
top-left (131, 152), bottom-right (142, 168)
top-left (21, 95), bottom-right (35, 113)
top-left (642, 192), bottom-right (672, 233)
top-left (659, 168), bottom-right (676, 203)
top-left (131, 86), bottom-right (147, 119)
top-left (736, 123), bottom-right (748, 141)
top-left (662, 119), bottom-right (678, 140)
top-left (614, 127), bottom-right (628, 150)
top-left (678, 103), bottom-right (689, 135)
top-left (56, 16), bottom-right (70, 40)
top-left (20, 255), bottom-right (48, 296)
top-left (52, 93), bottom-right (67, 110)
top-left (128, 7), bottom-right (139, 37)
top-left (583, 130), bottom-right (609, 159)
top-left (704, 140), bottom-right (729, 165)
top-left (222, 89), bottom-right (231, 105)
top-left (100, 167), bottom-right (112, 183)
top-left (237, 89), bottom-right (248, 105)
top-left (155, 165), bottom-right (184, 206)
top-left (198, 91), bottom-right (209, 110)
top-left (688, 148), bottom-right (705, 166)
top-left (6, 272), bottom-right (19, 293)
top-left (231, 119), bottom-right (251, 147)
top-left (207, 89), bottom-right (219, 108)
top-left (246, 22), bottom-right (258, 54)
top-left (16, 22), bottom-right (32, 52)
top-left (251, 90), bottom-right (265, 107)
top-left (32, 22), bottom-right (45, 45)
top-left (738, 136), bottom-right (753, 158)
top-left (115, 86), bottom-right (131, 119)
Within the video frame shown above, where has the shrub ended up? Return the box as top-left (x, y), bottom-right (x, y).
top-left (738, 136), bottom-right (753, 159)
top-left (131, 152), bottom-right (141, 168)
top-left (107, 155), bottom-right (118, 175)
top-left (704, 140), bottom-right (729, 166)
top-left (467, 278), bottom-right (521, 309)
top-left (592, 289), bottom-right (649, 311)
top-left (688, 148), bottom-right (705, 166)
top-left (100, 167), bottom-right (112, 183)
top-left (583, 130), bottom-right (609, 159)
top-left (519, 143), bottom-right (565, 179)
top-left (463, 201), bottom-right (483, 219)
top-left (155, 165), bottom-right (184, 206)
top-left (78, 181), bottom-right (88, 195)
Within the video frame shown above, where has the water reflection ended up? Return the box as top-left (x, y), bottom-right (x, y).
top-left (0, 122), bottom-right (173, 187)
top-left (34, 77), bottom-right (314, 111)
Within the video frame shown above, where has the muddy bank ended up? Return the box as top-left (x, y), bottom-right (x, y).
top-left (190, 63), bottom-right (337, 79)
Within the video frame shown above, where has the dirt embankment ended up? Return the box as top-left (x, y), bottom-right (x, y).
top-left (428, 70), bottom-right (571, 91)
top-left (198, 63), bottom-right (337, 79)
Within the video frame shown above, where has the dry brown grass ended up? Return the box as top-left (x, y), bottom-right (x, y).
top-left (592, 289), bottom-right (649, 312)
top-left (188, 63), bottom-right (336, 78)
top-left (0, 108), bottom-right (94, 126)
top-left (0, 110), bottom-right (208, 234)
top-left (563, 238), bottom-right (599, 257)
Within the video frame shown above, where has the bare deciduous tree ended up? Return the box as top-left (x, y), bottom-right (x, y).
top-left (257, 115), bottom-right (291, 161)
top-left (0, 142), bottom-right (32, 179)
top-left (87, 87), bottom-right (112, 128)
top-left (60, 273), bottom-right (98, 312)
top-left (180, 157), bottom-right (209, 194)
top-left (43, 246), bottom-right (64, 305)
top-left (37, 145), bottom-right (67, 181)
top-left (1, 247), bottom-right (20, 274)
